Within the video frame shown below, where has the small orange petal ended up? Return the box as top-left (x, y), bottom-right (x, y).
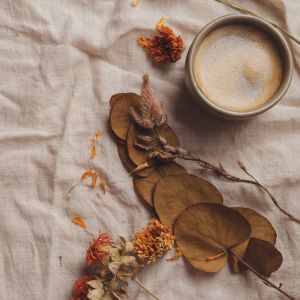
top-left (95, 130), bottom-right (102, 140)
top-left (72, 216), bottom-right (86, 228)
top-left (92, 173), bottom-right (98, 188)
top-left (167, 248), bottom-right (183, 261)
top-left (90, 144), bottom-right (97, 159)
top-left (81, 170), bottom-right (94, 180)
top-left (99, 180), bottom-right (108, 194)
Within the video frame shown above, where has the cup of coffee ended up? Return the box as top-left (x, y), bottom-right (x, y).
top-left (185, 14), bottom-right (293, 120)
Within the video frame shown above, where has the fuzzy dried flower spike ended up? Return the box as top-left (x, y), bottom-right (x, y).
top-left (133, 219), bottom-right (175, 264)
top-left (130, 74), bottom-right (166, 130)
top-left (138, 18), bottom-right (185, 63)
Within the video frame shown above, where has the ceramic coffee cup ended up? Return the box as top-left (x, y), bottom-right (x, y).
top-left (185, 14), bottom-right (293, 120)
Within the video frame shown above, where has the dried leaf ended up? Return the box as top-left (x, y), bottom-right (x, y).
top-left (127, 122), bottom-right (179, 167)
top-left (243, 238), bottom-right (283, 277)
top-left (174, 203), bottom-right (251, 272)
top-left (72, 216), bottom-right (86, 228)
top-left (133, 162), bottom-right (186, 206)
top-left (117, 143), bottom-right (155, 177)
top-left (109, 93), bottom-right (124, 108)
top-left (154, 173), bottom-right (223, 227)
top-left (229, 207), bottom-right (277, 273)
top-left (109, 93), bottom-right (141, 141)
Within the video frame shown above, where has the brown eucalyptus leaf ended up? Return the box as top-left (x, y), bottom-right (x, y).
top-left (174, 203), bottom-right (251, 272)
top-left (154, 173), bottom-right (223, 227)
top-left (117, 143), bottom-right (154, 177)
top-left (243, 238), bottom-right (283, 277)
top-left (127, 123), bottom-right (179, 167)
top-left (109, 93), bottom-right (123, 108)
top-left (109, 93), bottom-right (141, 141)
top-left (229, 207), bottom-right (277, 273)
top-left (133, 162), bottom-right (187, 207)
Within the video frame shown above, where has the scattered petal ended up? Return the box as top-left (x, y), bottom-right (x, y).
top-left (72, 216), bottom-right (86, 228)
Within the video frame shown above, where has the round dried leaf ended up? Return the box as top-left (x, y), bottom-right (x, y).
top-left (229, 207), bottom-right (277, 272)
top-left (127, 123), bottom-right (179, 167)
top-left (109, 93), bottom-right (141, 141)
top-left (133, 162), bottom-right (187, 207)
top-left (109, 93), bottom-right (123, 108)
top-left (117, 143), bottom-right (154, 177)
top-left (154, 173), bottom-right (223, 227)
top-left (243, 238), bottom-right (283, 277)
top-left (174, 203), bottom-right (251, 272)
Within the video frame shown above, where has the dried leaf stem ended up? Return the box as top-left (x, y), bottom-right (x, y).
top-left (228, 249), bottom-right (295, 300)
top-left (177, 152), bottom-right (300, 224)
top-left (214, 0), bottom-right (300, 45)
top-left (133, 277), bottom-right (160, 300)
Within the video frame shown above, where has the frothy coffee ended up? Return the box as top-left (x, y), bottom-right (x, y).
top-left (193, 24), bottom-right (283, 111)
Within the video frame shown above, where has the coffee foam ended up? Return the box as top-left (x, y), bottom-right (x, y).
top-left (193, 24), bottom-right (283, 112)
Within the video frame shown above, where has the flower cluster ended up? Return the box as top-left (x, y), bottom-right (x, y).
top-left (138, 18), bottom-right (185, 63)
top-left (69, 276), bottom-right (92, 300)
top-left (86, 233), bottom-right (112, 265)
top-left (70, 220), bottom-right (175, 299)
top-left (133, 219), bottom-right (175, 264)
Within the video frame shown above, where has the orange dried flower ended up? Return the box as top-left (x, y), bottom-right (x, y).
top-left (69, 275), bottom-right (92, 300)
top-left (86, 233), bottom-right (112, 265)
top-left (133, 219), bottom-right (175, 264)
top-left (138, 18), bottom-right (185, 63)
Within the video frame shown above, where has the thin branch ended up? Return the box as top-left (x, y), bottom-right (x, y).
top-left (133, 277), bottom-right (160, 300)
top-left (228, 249), bottom-right (295, 300)
top-left (214, 0), bottom-right (300, 45)
top-left (178, 152), bottom-right (300, 224)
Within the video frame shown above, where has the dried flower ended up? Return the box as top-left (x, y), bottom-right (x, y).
top-left (90, 130), bottom-right (102, 160)
top-left (133, 219), bottom-right (175, 264)
top-left (69, 275), bottom-right (92, 300)
top-left (86, 233), bottom-right (113, 265)
top-left (130, 74), bottom-right (165, 130)
top-left (138, 18), bottom-right (185, 63)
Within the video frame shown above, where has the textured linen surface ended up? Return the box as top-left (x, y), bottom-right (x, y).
top-left (0, 0), bottom-right (299, 299)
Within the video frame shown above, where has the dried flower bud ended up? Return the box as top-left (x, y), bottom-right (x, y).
top-left (158, 135), bottom-right (168, 146)
top-left (176, 147), bottom-right (189, 156)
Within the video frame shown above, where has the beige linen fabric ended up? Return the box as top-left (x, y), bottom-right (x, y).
top-left (0, 0), bottom-right (299, 299)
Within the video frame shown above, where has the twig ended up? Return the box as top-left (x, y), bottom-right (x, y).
top-left (178, 152), bottom-right (300, 224)
top-left (214, 0), bottom-right (300, 45)
top-left (133, 277), bottom-right (160, 300)
top-left (228, 249), bottom-right (295, 300)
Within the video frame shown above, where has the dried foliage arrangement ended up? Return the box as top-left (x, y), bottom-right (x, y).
top-left (106, 74), bottom-right (298, 300)
top-left (69, 220), bottom-right (173, 300)
top-left (138, 18), bottom-right (185, 63)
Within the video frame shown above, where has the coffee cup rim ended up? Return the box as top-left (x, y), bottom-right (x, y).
top-left (186, 14), bottom-right (294, 119)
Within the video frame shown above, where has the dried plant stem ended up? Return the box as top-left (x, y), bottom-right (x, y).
top-left (176, 152), bottom-right (300, 224)
top-left (133, 277), bottom-right (160, 300)
top-left (228, 250), bottom-right (295, 300)
top-left (214, 0), bottom-right (300, 45)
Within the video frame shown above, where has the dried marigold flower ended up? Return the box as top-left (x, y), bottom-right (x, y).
top-left (133, 219), bottom-right (175, 264)
top-left (86, 233), bottom-right (112, 265)
top-left (69, 275), bottom-right (92, 300)
top-left (138, 18), bottom-right (185, 63)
